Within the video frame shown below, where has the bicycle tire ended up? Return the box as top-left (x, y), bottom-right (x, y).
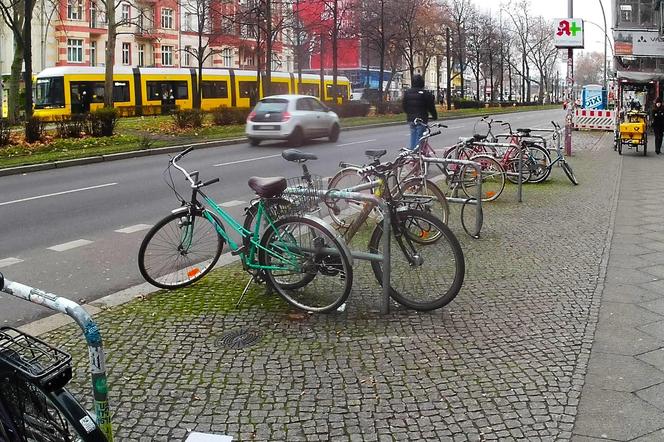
top-left (0, 373), bottom-right (106, 441)
top-left (138, 210), bottom-right (224, 289)
top-left (399, 177), bottom-right (450, 226)
top-left (524, 145), bottom-right (552, 183)
top-left (504, 157), bottom-right (532, 185)
top-left (259, 216), bottom-right (353, 313)
top-left (368, 209), bottom-right (465, 311)
top-left (460, 198), bottom-right (484, 239)
top-left (327, 167), bottom-right (374, 228)
top-left (561, 161), bottom-right (579, 185)
top-left (461, 155), bottom-right (505, 202)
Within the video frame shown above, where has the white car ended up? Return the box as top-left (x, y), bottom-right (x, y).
top-left (245, 95), bottom-right (341, 147)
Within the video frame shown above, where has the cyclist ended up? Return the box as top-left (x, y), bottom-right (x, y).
top-left (402, 74), bottom-right (437, 150)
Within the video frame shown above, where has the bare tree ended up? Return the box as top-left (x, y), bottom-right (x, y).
top-left (449, 0), bottom-right (471, 98)
top-left (574, 51), bottom-right (605, 87)
top-left (0, 0), bottom-right (36, 123)
top-left (506, 0), bottom-right (533, 102)
top-left (526, 17), bottom-right (559, 103)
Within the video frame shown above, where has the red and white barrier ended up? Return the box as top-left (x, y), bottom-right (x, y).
top-left (573, 109), bottom-right (615, 131)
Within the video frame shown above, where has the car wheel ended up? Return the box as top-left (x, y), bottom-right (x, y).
top-left (329, 124), bottom-right (340, 142)
top-left (289, 127), bottom-right (304, 147)
top-left (248, 137), bottom-right (261, 146)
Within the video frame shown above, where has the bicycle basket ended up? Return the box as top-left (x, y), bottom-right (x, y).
top-left (283, 175), bottom-right (326, 216)
top-left (0, 327), bottom-right (72, 391)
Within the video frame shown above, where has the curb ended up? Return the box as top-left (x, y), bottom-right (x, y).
top-left (0, 108), bottom-right (560, 177)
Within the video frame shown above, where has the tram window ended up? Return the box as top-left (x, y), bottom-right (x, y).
top-left (326, 84), bottom-right (348, 100)
top-left (147, 81), bottom-right (189, 100)
top-left (113, 81), bottom-right (130, 102)
top-left (34, 77), bottom-right (65, 108)
top-left (202, 81), bottom-right (229, 99)
top-left (298, 83), bottom-right (318, 97)
top-left (270, 82), bottom-right (289, 95)
top-left (239, 81), bottom-right (257, 99)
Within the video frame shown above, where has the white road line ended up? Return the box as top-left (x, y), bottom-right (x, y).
top-left (0, 258), bottom-right (24, 268)
top-left (47, 239), bottom-right (93, 252)
top-left (336, 139), bottom-right (376, 147)
top-left (219, 200), bottom-right (246, 208)
top-left (213, 154), bottom-right (281, 167)
top-left (114, 224), bottom-right (152, 234)
top-left (0, 183), bottom-right (118, 207)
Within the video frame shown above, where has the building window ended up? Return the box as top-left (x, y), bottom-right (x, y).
top-left (184, 46), bottom-right (191, 66)
top-left (122, 42), bottom-right (131, 65)
top-left (222, 48), bottom-right (233, 67)
top-left (67, 0), bottom-right (82, 20)
top-left (138, 44), bottom-right (144, 67)
top-left (67, 39), bottom-right (84, 63)
top-left (221, 17), bottom-right (234, 34)
top-left (90, 41), bottom-right (97, 66)
top-left (618, 0), bottom-right (656, 26)
top-left (121, 3), bottom-right (131, 24)
top-left (184, 13), bottom-right (193, 31)
top-left (161, 45), bottom-right (173, 66)
top-left (161, 8), bottom-right (173, 29)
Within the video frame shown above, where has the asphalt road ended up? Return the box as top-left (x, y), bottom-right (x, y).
top-left (0, 108), bottom-right (565, 326)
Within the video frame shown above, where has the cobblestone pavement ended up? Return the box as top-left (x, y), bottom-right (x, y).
top-left (572, 144), bottom-right (664, 441)
top-left (44, 131), bottom-right (618, 441)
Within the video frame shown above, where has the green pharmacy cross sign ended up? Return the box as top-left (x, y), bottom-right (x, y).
top-left (554, 18), bottom-right (585, 49)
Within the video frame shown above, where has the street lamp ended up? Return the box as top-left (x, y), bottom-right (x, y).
top-left (598, 0), bottom-right (608, 92)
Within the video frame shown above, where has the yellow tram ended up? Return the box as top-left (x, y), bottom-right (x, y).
top-left (32, 67), bottom-right (351, 120)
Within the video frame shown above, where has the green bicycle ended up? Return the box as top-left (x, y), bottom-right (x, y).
top-left (138, 147), bottom-right (354, 313)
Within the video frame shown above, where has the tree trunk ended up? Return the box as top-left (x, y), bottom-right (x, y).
top-left (377, 0), bottom-right (385, 103)
top-left (457, 27), bottom-right (464, 98)
top-left (331, 0), bottom-right (338, 101)
top-left (8, 41), bottom-right (23, 123)
top-left (23, 0), bottom-right (33, 119)
top-left (319, 33), bottom-right (324, 99)
top-left (264, 0), bottom-right (272, 97)
top-left (446, 28), bottom-right (451, 110)
top-left (104, 0), bottom-right (117, 108)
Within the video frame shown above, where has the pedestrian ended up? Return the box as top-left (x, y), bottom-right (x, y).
top-left (652, 97), bottom-right (664, 155)
top-left (402, 74), bottom-right (437, 150)
top-left (80, 88), bottom-right (91, 113)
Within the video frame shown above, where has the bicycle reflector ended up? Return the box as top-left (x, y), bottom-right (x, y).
top-left (187, 268), bottom-right (201, 278)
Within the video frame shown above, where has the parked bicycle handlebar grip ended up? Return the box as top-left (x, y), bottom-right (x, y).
top-left (430, 130), bottom-right (442, 136)
top-left (201, 178), bottom-right (220, 187)
top-left (174, 147), bottom-right (194, 162)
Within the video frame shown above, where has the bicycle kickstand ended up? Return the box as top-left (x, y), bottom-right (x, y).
top-left (236, 271), bottom-right (272, 308)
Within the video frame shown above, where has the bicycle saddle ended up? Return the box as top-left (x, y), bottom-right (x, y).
top-left (516, 128), bottom-right (531, 135)
top-left (365, 149), bottom-right (387, 159)
top-left (248, 176), bottom-right (287, 198)
top-left (472, 134), bottom-right (487, 141)
top-left (282, 149), bottom-right (318, 162)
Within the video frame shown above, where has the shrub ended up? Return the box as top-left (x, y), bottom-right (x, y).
top-left (172, 108), bottom-right (203, 129)
top-left (89, 107), bottom-right (119, 137)
top-left (452, 99), bottom-right (482, 109)
top-left (0, 119), bottom-right (10, 147)
top-left (54, 115), bottom-right (87, 139)
top-left (24, 117), bottom-right (46, 143)
top-left (328, 101), bottom-right (371, 118)
top-left (212, 107), bottom-right (251, 126)
top-left (137, 134), bottom-right (156, 150)
top-left (375, 101), bottom-right (402, 115)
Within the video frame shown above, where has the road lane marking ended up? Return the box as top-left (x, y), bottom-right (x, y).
top-left (213, 154), bottom-right (281, 167)
top-left (0, 258), bottom-right (23, 268)
top-left (47, 239), bottom-right (93, 252)
top-left (336, 139), bottom-right (376, 147)
top-left (115, 224), bottom-right (152, 234)
top-left (0, 183), bottom-right (118, 207)
top-left (219, 200), bottom-right (246, 207)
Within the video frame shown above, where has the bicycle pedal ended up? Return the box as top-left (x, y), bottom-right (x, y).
top-left (231, 246), bottom-right (247, 256)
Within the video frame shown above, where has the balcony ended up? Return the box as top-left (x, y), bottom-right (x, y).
top-left (89, 13), bottom-right (107, 34)
top-left (135, 25), bottom-right (157, 39)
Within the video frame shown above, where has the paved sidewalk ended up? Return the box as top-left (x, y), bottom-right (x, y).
top-left (572, 147), bottom-right (664, 441)
top-left (35, 131), bottom-right (634, 441)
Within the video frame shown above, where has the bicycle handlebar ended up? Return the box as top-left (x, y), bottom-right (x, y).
top-left (170, 148), bottom-right (219, 189)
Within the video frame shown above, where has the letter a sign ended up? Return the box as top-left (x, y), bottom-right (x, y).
top-left (554, 18), bottom-right (584, 48)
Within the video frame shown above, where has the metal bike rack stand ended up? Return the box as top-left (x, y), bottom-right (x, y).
top-left (422, 157), bottom-right (483, 236)
top-left (0, 275), bottom-right (114, 441)
top-left (282, 187), bottom-right (393, 314)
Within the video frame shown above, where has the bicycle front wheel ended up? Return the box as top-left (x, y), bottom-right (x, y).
top-left (368, 209), bottom-right (465, 311)
top-left (0, 375), bottom-right (106, 441)
top-left (327, 167), bottom-right (374, 228)
top-left (562, 161), bottom-right (579, 185)
top-left (138, 210), bottom-right (224, 289)
top-left (461, 155), bottom-right (505, 202)
top-left (259, 216), bottom-right (353, 313)
top-left (399, 177), bottom-right (450, 225)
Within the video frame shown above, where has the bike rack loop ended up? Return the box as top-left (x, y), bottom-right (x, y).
top-left (0, 275), bottom-right (114, 441)
top-left (282, 187), bottom-right (392, 315)
top-left (422, 157), bottom-right (483, 236)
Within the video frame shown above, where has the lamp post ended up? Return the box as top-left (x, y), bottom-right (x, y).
top-left (598, 0), bottom-right (608, 92)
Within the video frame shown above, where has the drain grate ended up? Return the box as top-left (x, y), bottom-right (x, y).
top-left (216, 328), bottom-right (262, 350)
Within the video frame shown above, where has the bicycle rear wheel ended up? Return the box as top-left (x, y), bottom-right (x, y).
top-left (259, 216), bottom-right (353, 313)
top-left (461, 155), bottom-right (505, 202)
top-left (399, 177), bottom-right (450, 225)
top-left (138, 210), bottom-right (224, 289)
top-left (368, 209), bottom-right (465, 311)
top-left (0, 374), bottom-right (106, 441)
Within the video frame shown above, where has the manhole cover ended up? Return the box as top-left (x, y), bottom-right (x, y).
top-left (216, 328), bottom-right (262, 350)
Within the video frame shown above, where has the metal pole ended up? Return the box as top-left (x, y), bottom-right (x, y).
top-left (518, 144), bottom-right (523, 203)
top-left (599, 0), bottom-right (608, 93)
top-left (446, 28), bottom-right (451, 110)
top-left (565, 0), bottom-right (574, 156)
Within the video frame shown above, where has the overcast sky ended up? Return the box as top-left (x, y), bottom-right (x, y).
top-left (471, 0), bottom-right (612, 56)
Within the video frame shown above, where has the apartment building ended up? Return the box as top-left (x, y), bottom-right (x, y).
top-left (0, 0), bottom-right (293, 74)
